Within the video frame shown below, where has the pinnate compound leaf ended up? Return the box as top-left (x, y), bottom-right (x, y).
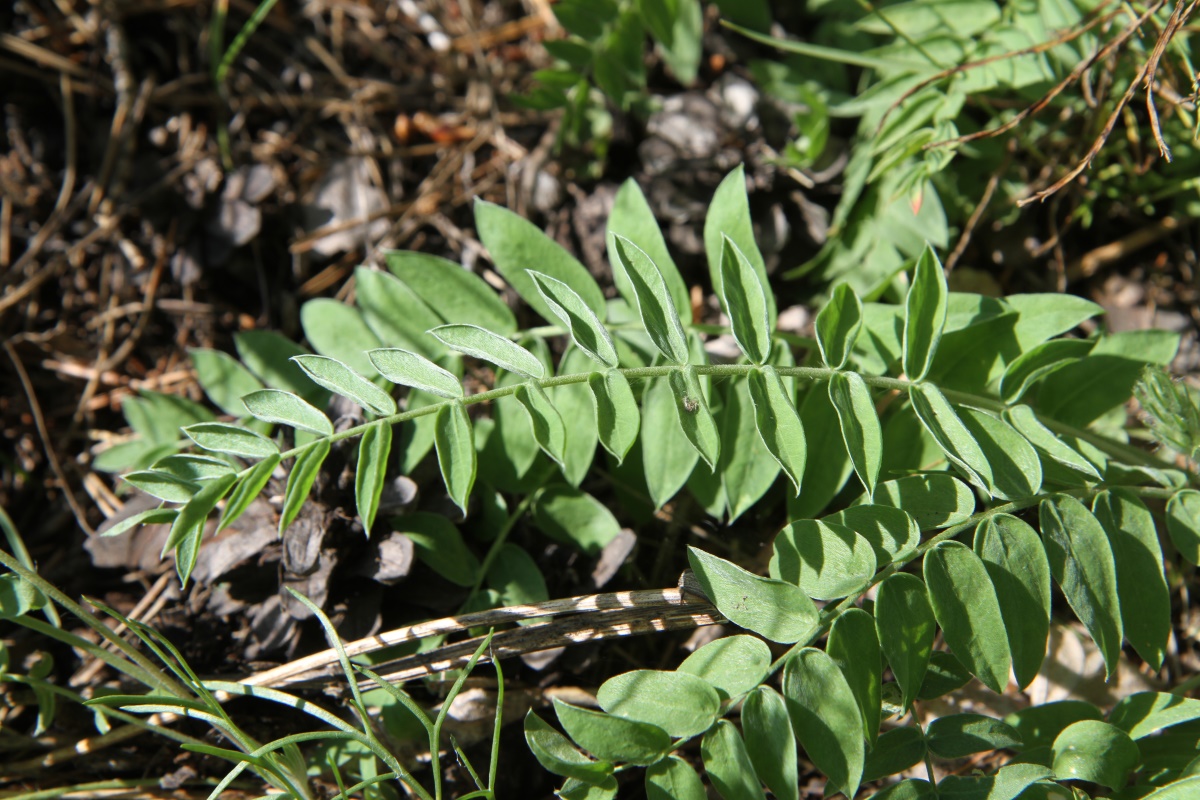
top-left (597, 670), bottom-right (719, 738)
top-left (782, 648), bottom-right (864, 800)
top-left (166, 473), bottom-right (237, 586)
top-left (825, 504), bottom-right (919, 564)
top-left (771, 520), bottom-right (876, 601)
top-left (396, 512), bottom-right (479, 587)
top-left (720, 235), bottom-right (771, 365)
top-left (279, 440), bottom-right (329, 535)
top-left (185, 422), bottom-right (279, 459)
top-left (909, 383), bottom-right (992, 494)
top-left (936, 762), bottom-right (1051, 800)
top-left (828, 372), bottom-right (882, 498)
top-left (871, 473), bottom-right (975, 529)
top-left (218, 453), bottom-right (280, 532)
top-left (973, 514), bottom-right (1050, 689)
top-left (641, 375), bottom-right (699, 507)
top-left (515, 383), bottom-right (567, 467)
top-left (384, 250), bottom-right (517, 335)
top-left (670, 366), bottom-right (720, 470)
top-left (588, 370), bottom-right (639, 463)
top-left (123, 470), bottom-right (199, 503)
top-left (1051, 720), bottom-right (1137, 789)
top-left (1002, 405), bottom-right (1100, 479)
top-left (688, 547), bottom-right (818, 643)
top-left (743, 687), bottom-right (799, 800)
top-left (702, 720), bottom-right (765, 800)
top-left (678, 635), bottom-right (771, 700)
top-left (828, 608), bottom-right (882, 745)
top-left (524, 711), bottom-right (613, 784)
top-left (607, 178), bottom-right (690, 326)
top-left (369, 348), bottom-right (464, 399)
top-left (876, 572), bottom-right (936, 712)
top-left (926, 714), bottom-right (1022, 759)
top-left (533, 486), bottom-right (620, 554)
top-left (189, 348), bottom-right (264, 417)
top-left (646, 756), bottom-right (706, 800)
top-left (1167, 490), bottom-right (1200, 564)
top-left (242, 389), bottom-right (332, 436)
top-left (745, 367), bottom-right (806, 495)
top-left (293, 355), bottom-right (397, 416)
top-left (923, 541), bottom-right (1011, 693)
top-left (430, 324), bottom-right (545, 379)
top-left (435, 402), bottom-right (475, 516)
top-left (1108, 692), bottom-right (1200, 739)
top-left (609, 233), bottom-right (689, 365)
top-left (355, 422), bottom-right (392, 533)
top-left (1093, 490), bottom-right (1171, 671)
top-left (1039, 495), bottom-right (1123, 678)
top-left (957, 408), bottom-right (1042, 500)
top-left (999, 338), bottom-right (1094, 404)
top-left (864, 727), bottom-right (927, 782)
top-left (474, 198), bottom-right (605, 323)
top-left (704, 165), bottom-right (775, 325)
top-left (529, 271), bottom-right (619, 368)
top-left (902, 245), bottom-right (948, 382)
top-left (553, 699), bottom-right (671, 767)
top-left (815, 283), bottom-right (864, 369)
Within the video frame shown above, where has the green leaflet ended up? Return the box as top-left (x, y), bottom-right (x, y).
top-left (782, 648), bottom-right (864, 800)
top-left (1039, 496), bottom-right (1123, 678)
top-left (292, 354), bottom-right (397, 416)
top-left (704, 165), bottom-right (776, 326)
top-left (1108, 691), bottom-right (1200, 739)
top-left (926, 713), bottom-right (1022, 759)
top-left (1005, 700), bottom-right (1103, 751)
top-left (435, 401), bottom-right (475, 516)
top-left (1051, 721), bottom-right (1138, 789)
top-left (876, 572), bottom-right (936, 712)
top-left (606, 178), bottom-right (690, 326)
top-left (597, 670), bottom-right (720, 738)
top-left (746, 366), bottom-right (806, 496)
top-left (1140, 777), bottom-right (1200, 800)
top-left (524, 711), bottom-right (614, 784)
top-left (354, 422), bottom-right (392, 533)
top-left (533, 486), bottom-right (621, 554)
top-left (918, 651), bottom-right (972, 700)
top-left (609, 233), bottom-right (689, 365)
top-left (100, 508), bottom-right (178, 539)
top-left (1002, 404), bottom-right (1100, 479)
top-left (909, 383), bottom-right (993, 494)
top-left (688, 547), bottom-right (818, 644)
top-left (974, 514), bottom-right (1051, 690)
top-left (397, 511), bottom-right (480, 587)
top-left (701, 720), bottom-right (765, 800)
top-left (937, 763), bottom-right (1052, 800)
top-left (718, 377), bottom-right (780, 522)
top-left (1093, 490), bottom-right (1171, 671)
top-left (558, 776), bottom-right (618, 800)
top-left (771, 519), bottom-right (876, 601)
top-left (863, 727), bottom-right (927, 782)
top-left (828, 608), bottom-right (882, 745)
top-left (189, 348), bottom-right (264, 417)
top-left (788, 382), bottom-right (853, 518)
top-left (184, 422), bottom-right (279, 460)
top-left (868, 779), bottom-right (936, 800)
top-left (151, 454), bottom-right (236, 483)
top-left (384, 250), bottom-right (517, 335)
top-left (300, 298), bottom-right (383, 377)
top-left (643, 0), bottom-right (702, 83)
top-left (217, 453), bottom-right (280, 532)
top-left (870, 473), bottom-right (976, 529)
top-left (529, 270), bottom-right (619, 368)
top-left (397, 387), bottom-right (439, 474)
top-left (641, 373), bottom-right (699, 507)
top-left (123, 470), bottom-right (199, 503)
top-left (474, 198), bottom-right (605, 323)
top-left (235, 330), bottom-right (327, 405)
top-left (743, 686), bottom-right (799, 800)
top-left (369, 347), bottom-right (464, 399)
top-left (957, 408), bottom-right (1042, 500)
top-left (241, 389), bottom-right (332, 436)
top-left (646, 756), bottom-right (706, 800)
top-left (352, 266), bottom-right (443, 358)
top-left (1167, 490), bottom-right (1200, 565)
top-left (815, 283), bottom-right (864, 370)
top-left (487, 543), bottom-right (548, 609)
top-left (164, 473), bottom-right (237, 586)
top-left (555, 348), bottom-right (599, 487)
top-left (1006, 293), bottom-right (1103, 351)
top-left (902, 245), bottom-right (948, 382)
top-left (430, 324), bottom-right (545, 379)
top-left (824, 504), bottom-right (919, 564)
top-left (515, 383), bottom-right (567, 468)
top-left (588, 369), bottom-right (639, 464)
top-left (553, 699), bottom-right (671, 767)
top-left (828, 371), bottom-right (882, 498)
top-left (999, 338), bottom-right (1094, 404)
top-left (669, 366), bottom-right (720, 470)
top-left (923, 541), bottom-right (1012, 694)
top-left (678, 635), bottom-right (772, 700)
top-left (278, 440), bottom-right (329, 535)
top-left (720, 235), bottom-right (771, 365)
